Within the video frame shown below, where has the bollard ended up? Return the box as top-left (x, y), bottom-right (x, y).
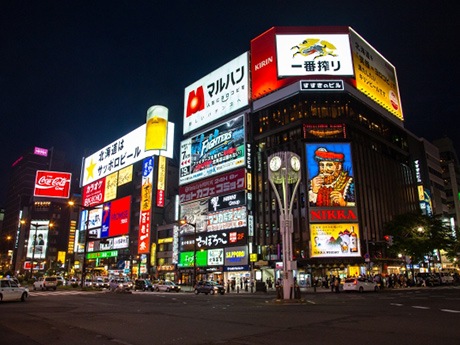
top-left (237, 286), bottom-right (239, 293)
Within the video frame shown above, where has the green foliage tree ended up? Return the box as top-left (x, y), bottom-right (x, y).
top-left (383, 212), bottom-right (455, 267)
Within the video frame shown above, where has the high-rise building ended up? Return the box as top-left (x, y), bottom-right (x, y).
top-left (0, 146), bottom-right (79, 275)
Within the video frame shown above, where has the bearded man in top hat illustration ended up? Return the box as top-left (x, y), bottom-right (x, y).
top-left (309, 147), bottom-right (355, 207)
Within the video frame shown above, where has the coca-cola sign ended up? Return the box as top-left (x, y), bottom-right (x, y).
top-left (34, 170), bottom-right (72, 199)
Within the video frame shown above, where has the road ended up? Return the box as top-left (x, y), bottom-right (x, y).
top-left (1, 286), bottom-right (459, 344)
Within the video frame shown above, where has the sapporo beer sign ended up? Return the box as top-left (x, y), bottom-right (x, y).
top-left (34, 170), bottom-right (72, 199)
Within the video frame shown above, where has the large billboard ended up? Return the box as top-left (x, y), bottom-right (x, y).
top-left (179, 115), bottom-right (245, 185)
top-left (82, 122), bottom-right (174, 186)
top-left (183, 52), bottom-right (249, 135)
top-left (306, 143), bottom-right (355, 208)
top-left (350, 28), bottom-right (403, 121)
top-left (34, 170), bottom-right (72, 199)
top-left (251, 26), bottom-right (351, 100)
top-left (276, 34), bottom-right (354, 77)
top-left (306, 142), bottom-right (361, 258)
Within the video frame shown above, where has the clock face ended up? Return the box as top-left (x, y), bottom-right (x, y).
top-left (290, 156), bottom-right (301, 171)
top-left (269, 156), bottom-right (282, 171)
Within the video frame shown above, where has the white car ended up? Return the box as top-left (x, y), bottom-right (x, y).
top-left (33, 276), bottom-right (58, 291)
top-left (1, 278), bottom-right (29, 302)
top-left (343, 277), bottom-right (379, 292)
top-left (154, 280), bottom-right (181, 292)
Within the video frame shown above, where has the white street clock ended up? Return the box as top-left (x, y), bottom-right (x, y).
top-left (269, 156), bottom-right (282, 171)
top-left (290, 156), bottom-right (301, 171)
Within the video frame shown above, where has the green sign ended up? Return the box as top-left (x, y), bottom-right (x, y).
top-left (87, 250), bottom-right (118, 259)
top-left (178, 250), bottom-right (207, 267)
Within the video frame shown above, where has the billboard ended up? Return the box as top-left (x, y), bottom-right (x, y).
top-left (183, 52), bottom-right (249, 135)
top-left (224, 245), bottom-right (248, 267)
top-left (310, 223), bottom-right (361, 258)
top-left (306, 143), bottom-right (355, 208)
top-left (107, 196), bottom-right (131, 237)
top-left (350, 28), bottom-right (403, 121)
top-left (179, 168), bottom-right (246, 204)
top-left (34, 170), bottom-right (72, 199)
top-left (179, 115), bottom-right (246, 185)
top-left (82, 122), bottom-right (174, 186)
top-left (251, 26), bottom-right (351, 100)
top-left (276, 34), bottom-right (354, 77)
top-left (26, 220), bottom-right (51, 259)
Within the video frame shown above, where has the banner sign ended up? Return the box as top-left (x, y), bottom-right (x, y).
top-left (180, 228), bottom-right (247, 251)
top-left (179, 115), bottom-right (245, 185)
top-left (179, 168), bottom-right (246, 204)
top-left (138, 157), bottom-right (154, 254)
top-left (34, 170), bottom-right (72, 199)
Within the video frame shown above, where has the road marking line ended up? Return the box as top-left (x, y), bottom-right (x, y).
top-left (390, 303), bottom-right (403, 306)
top-left (440, 309), bottom-right (460, 313)
top-left (412, 306), bottom-right (430, 309)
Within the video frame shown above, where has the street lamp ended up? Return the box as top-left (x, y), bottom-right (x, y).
top-left (268, 152), bottom-right (302, 300)
top-left (180, 218), bottom-right (197, 289)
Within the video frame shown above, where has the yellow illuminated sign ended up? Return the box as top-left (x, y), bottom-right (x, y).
top-left (350, 28), bottom-right (403, 121)
top-left (105, 172), bottom-right (118, 201)
top-left (118, 165), bottom-right (133, 186)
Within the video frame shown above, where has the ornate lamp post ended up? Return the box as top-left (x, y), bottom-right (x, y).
top-left (268, 152), bottom-right (302, 299)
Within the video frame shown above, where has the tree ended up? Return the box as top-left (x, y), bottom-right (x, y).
top-left (383, 212), bottom-right (455, 268)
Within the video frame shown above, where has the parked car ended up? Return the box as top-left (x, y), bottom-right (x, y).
top-left (33, 276), bottom-right (58, 291)
top-left (194, 281), bottom-right (225, 295)
top-left (343, 278), bottom-right (379, 292)
top-left (69, 278), bottom-right (80, 287)
top-left (154, 280), bottom-right (181, 292)
top-left (134, 279), bottom-right (154, 291)
top-left (416, 273), bottom-right (441, 287)
top-left (56, 276), bottom-right (66, 286)
top-left (0, 278), bottom-right (29, 302)
top-left (436, 272), bottom-right (454, 285)
top-left (109, 277), bottom-right (133, 291)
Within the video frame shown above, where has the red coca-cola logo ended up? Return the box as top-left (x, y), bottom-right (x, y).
top-left (34, 170), bottom-right (72, 198)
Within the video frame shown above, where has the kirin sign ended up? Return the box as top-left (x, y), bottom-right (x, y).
top-left (34, 170), bottom-right (72, 199)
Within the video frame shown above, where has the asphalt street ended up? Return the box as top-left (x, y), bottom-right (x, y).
top-left (1, 286), bottom-right (459, 345)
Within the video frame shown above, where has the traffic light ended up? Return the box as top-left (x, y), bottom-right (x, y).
top-left (384, 235), bottom-right (394, 246)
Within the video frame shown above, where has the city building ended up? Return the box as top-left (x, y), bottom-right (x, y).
top-left (0, 146), bottom-right (79, 276)
top-left (74, 117), bottom-right (178, 280)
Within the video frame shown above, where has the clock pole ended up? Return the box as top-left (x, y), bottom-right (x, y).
top-left (267, 152), bottom-right (301, 300)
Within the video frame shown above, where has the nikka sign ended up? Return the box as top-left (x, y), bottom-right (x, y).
top-left (34, 170), bottom-right (72, 199)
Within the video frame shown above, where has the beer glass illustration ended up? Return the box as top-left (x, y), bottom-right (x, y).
top-left (145, 105), bottom-right (168, 150)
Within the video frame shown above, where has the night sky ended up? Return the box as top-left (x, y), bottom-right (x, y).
top-left (1, 1), bottom-right (459, 205)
